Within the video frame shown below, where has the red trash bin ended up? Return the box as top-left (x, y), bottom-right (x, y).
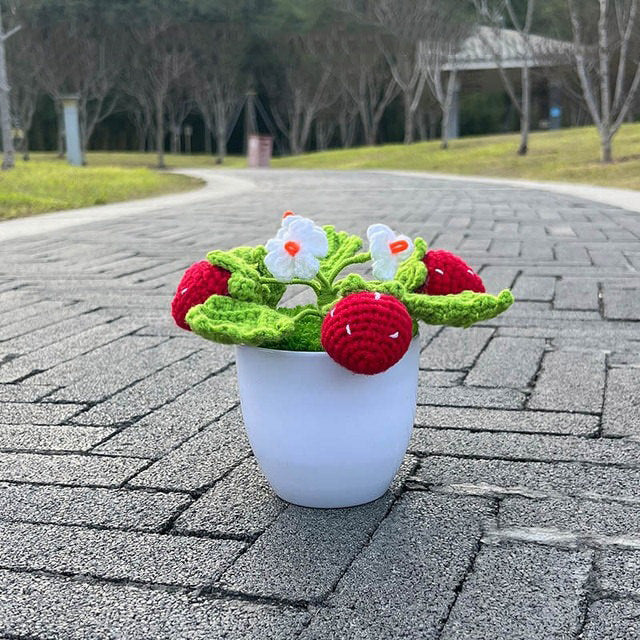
top-left (247, 134), bottom-right (273, 168)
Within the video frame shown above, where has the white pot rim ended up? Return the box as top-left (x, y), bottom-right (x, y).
top-left (236, 334), bottom-right (420, 359)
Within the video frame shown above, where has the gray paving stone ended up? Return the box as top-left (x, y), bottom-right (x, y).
top-left (410, 427), bottom-right (640, 467)
top-left (0, 383), bottom-right (57, 401)
top-left (414, 406), bottom-right (599, 436)
top-left (0, 520), bottom-right (243, 586)
top-left (0, 423), bottom-right (114, 452)
top-left (0, 318), bottom-right (142, 383)
top-left (512, 275), bottom-right (556, 301)
top-left (415, 455), bottom-right (640, 502)
top-left (28, 334), bottom-right (164, 386)
top-left (0, 302), bottom-right (96, 343)
top-left (95, 369), bottom-right (238, 457)
top-left (596, 550), bottom-right (640, 598)
top-left (582, 600), bottom-right (640, 640)
top-left (301, 493), bottom-right (492, 639)
top-left (219, 491), bottom-right (396, 601)
top-left (465, 337), bottom-right (545, 388)
top-left (0, 570), bottom-right (308, 639)
top-left (49, 337), bottom-right (200, 403)
top-left (174, 458), bottom-right (286, 538)
top-left (420, 327), bottom-right (494, 370)
top-left (603, 286), bottom-right (640, 320)
top-left (1, 309), bottom-right (115, 355)
top-left (528, 350), bottom-right (606, 413)
top-left (2, 169), bottom-right (640, 636)
top-left (417, 385), bottom-right (525, 409)
top-left (0, 402), bottom-right (82, 424)
top-left (602, 368), bottom-right (640, 437)
top-left (500, 496), bottom-right (640, 539)
top-left (418, 370), bottom-right (464, 387)
top-left (0, 483), bottom-right (190, 531)
top-left (0, 452), bottom-right (148, 486)
top-left (554, 277), bottom-right (600, 310)
top-left (440, 544), bottom-right (591, 640)
top-left (131, 408), bottom-right (251, 491)
top-left (73, 349), bottom-right (231, 426)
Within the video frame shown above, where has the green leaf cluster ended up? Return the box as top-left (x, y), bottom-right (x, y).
top-left (184, 229), bottom-right (515, 350)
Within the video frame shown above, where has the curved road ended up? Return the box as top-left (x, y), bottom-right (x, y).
top-left (0, 170), bottom-right (639, 639)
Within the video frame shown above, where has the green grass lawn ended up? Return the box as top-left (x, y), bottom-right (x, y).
top-left (0, 158), bottom-right (202, 220)
top-left (272, 123), bottom-right (640, 190)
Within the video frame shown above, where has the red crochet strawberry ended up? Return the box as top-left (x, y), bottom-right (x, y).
top-left (171, 261), bottom-right (231, 330)
top-left (321, 291), bottom-right (413, 375)
top-left (417, 250), bottom-right (485, 296)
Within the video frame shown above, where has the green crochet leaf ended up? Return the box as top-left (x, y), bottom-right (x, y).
top-left (271, 305), bottom-right (324, 351)
top-left (319, 225), bottom-right (363, 280)
top-left (332, 273), bottom-right (408, 304)
top-left (186, 295), bottom-right (295, 346)
top-left (403, 289), bottom-right (515, 328)
top-left (395, 237), bottom-right (428, 291)
top-left (206, 247), bottom-right (285, 307)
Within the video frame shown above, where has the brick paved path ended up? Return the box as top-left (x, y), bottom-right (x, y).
top-left (1, 170), bottom-right (639, 639)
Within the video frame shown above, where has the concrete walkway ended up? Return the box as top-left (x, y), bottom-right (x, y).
top-left (1, 169), bottom-right (639, 639)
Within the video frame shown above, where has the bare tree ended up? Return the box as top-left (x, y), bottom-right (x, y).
top-left (165, 87), bottom-right (192, 154)
top-left (333, 28), bottom-right (400, 146)
top-left (0, 4), bottom-right (21, 169)
top-left (568, 0), bottom-right (640, 162)
top-left (191, 24), bottom-right (247, 162)
top-left (268, 33), bottom-right (337, 154)
top-left (6, 24), bottom-right (41, 160)
top-left (419, 39), bottom-right (460, 149)
top-left (472, 0), bottom-right (537, 155)
top-left (130, 22), bottom-right (193, 168)
top-left (368, 1), bottom-right (433, 143)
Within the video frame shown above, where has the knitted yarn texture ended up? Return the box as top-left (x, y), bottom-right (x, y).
top-left (171, 261), bottom-right (231, 330)
top-left (321, 292), bottom-right (413, 375)
top-left (418, 250), bottom-right (485, 296)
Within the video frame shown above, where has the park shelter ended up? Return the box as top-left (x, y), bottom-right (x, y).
top-left (441, 27), bottom-right (573, 138)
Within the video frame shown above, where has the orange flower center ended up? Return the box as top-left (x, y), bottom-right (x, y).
top-left (284, 240), bottom-right (301, 256)
top-left (282, 210), bottom-right (295, 219)
top-left (389, 239), bottom-right (409, 255)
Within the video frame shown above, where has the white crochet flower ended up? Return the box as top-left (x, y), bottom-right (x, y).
top-left (264, 214), bottom-right (329, 282)
top-left (367, 224), bottom-right (413, 281)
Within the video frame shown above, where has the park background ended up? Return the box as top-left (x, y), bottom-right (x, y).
top-left (1, 0), bottom-right (640, 218)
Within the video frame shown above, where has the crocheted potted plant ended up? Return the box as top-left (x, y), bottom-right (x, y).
top-left (171, 212), bottom-right (514, 508)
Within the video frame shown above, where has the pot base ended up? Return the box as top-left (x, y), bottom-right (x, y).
top-left (236, 337), bottom-right (420, 509)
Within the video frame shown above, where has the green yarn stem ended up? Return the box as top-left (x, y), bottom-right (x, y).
top-left (259, 276), bottom-right (321, 296)
top-left (328, 251), bottom-right (371, 283)
top-left (293, 307), bottom-right (324, 322)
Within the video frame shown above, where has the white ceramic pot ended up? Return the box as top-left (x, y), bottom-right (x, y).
top-left (235, 336), bottom-right (420, 509)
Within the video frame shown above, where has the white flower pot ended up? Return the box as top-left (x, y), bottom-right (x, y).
top-left (235, 336), bottom-right (420, 508)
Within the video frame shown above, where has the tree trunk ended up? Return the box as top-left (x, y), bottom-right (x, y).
top-left (0, 9), bottom-right (15, 170)
top-left (600, 129), bottom-right (613, 163)
top-left (518, 65), bottom-right (530, 155)
top-left (403, 92), bottom-right (414, 144)
top-left (440, 70), bottom-right (458, 150)
top-left (204, 122), bottom-right (212, 155)
top-left (155, 95), bottom-right (165, 168)
top-left (216, 127), bottom-right (226, 163)
top-left (21, 134), bottom-right (29, 161)
top-left (56, 104), bottom-right (65, 158)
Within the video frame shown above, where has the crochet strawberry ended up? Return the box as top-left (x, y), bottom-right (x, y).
top-left (417, 250), bottom-right (485, 296)
top-left (171, 261), bottom-right (231, 330)
top-left (321, 291), bottom-right (413, 375)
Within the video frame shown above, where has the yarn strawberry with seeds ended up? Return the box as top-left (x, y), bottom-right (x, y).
top-left (321, 291), bottom-right (413, 375)
top-left (417, 250), bottom-right (485, 296)
top-left (171, 261), bottom-right (231, 330)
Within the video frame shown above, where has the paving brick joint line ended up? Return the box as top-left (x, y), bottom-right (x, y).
top-left (0, 169), bottom-right (639, 639)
